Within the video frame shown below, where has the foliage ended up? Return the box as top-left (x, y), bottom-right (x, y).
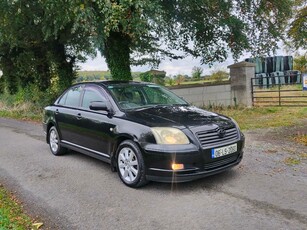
top-left (0, 94), bottom-right (43, 122)
top-left (287, 2), bottom-right (307, 50)
top-left (0, 0), bottom-right (91, 94)
top-left (75, 75), bottom-right (102, 82)
top-left (139, 70), bottom-right (165, 85)
top-left (165, 77), bottom-right (175, 86)
top-left (0, 0), bottom-right (298, 91)
top-left (0, 185), bottom-right (33, 229)
top-left (294, 54), bottom-right (307, 73)
top-left (139, 72), bottom-right (153, 83)
top-left (175, 75), bottom-right (185, 85)
top-left (192, 67), bottom-right (203, 80)
top-left (210, 70), bottom-right (229, 82)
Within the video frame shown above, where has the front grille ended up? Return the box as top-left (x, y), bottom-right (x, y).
top-left (204, 155), bottom-right (238, 171)
top-left (197, 127), bottom-right (238, 148)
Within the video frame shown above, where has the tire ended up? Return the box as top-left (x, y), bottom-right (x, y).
top-left (116, 140), bottom-right (148, 188)
top-left (48, 126), bottom-right (67, 156)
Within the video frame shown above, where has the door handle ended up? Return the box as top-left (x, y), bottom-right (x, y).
top-left (76, 113), bottom-right (82, 120)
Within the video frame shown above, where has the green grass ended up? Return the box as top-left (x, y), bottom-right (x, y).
top-left (209, 106), bottom-right (307, 130)
top-left (0, 185), bottom-right (33, 230)
top-left (166, 78), bottom-right (229, 87)
top-left (0, 100), bottom-right (42, 122)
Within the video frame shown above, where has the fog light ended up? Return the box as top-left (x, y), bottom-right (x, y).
top-left (171, 163), bottom-right (184, 170)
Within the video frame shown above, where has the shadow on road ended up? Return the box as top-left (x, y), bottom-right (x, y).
top-left (63, 149), bottom-right (240, 193)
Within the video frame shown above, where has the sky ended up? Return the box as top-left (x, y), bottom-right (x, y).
top-left (78, 47), bottom-right (293, 77)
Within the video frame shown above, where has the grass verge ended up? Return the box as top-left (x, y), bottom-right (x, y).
top-left (0, 101), bottom-right (42, 122)
top-left (0, 184), bottom-right (33, 229)
top-left (210, 106), bottom-right (307, 130)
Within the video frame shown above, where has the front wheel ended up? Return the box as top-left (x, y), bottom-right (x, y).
top-left (116, 140), bottom-right (148, 188)
top-left (48, 126), bottom-right (67, 156)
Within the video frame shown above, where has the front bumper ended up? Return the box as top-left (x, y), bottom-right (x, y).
top-left (142, 139), bottom-right (244, 183)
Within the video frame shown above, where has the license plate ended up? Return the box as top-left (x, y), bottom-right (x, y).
top-left (211, 143), bottom-right (237, 158)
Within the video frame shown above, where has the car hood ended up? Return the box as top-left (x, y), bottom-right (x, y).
top-left (124, 105), bottom-right (235, 130)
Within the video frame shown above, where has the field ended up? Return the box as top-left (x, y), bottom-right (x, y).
top-left (76, 71), bottom-right (142, 82)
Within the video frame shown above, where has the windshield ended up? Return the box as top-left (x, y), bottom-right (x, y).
top-left (107, 83), bottom-right (189, 110)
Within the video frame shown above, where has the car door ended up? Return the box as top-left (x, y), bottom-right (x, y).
top-left (55, 85), bottom-right (84, 144)
top-left (77, 85), bottom-right (116, 158)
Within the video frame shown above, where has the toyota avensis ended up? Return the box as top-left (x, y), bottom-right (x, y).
top-left (43, 81), bottom-right (244, 187)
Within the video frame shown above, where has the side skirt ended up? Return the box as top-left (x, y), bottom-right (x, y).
top-left (61, 140), bottom-right (111, 164)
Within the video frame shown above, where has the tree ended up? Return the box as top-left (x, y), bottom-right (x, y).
top-left (210, 70), bottom-right (229, 82)
top-left (165, 77), bottom-right (175, 86)
top-left (0, 0), bottom-right (297, 88)
top-left (90, 0), bottom-right (293, 80)
top-left (175, 74), bottom-right (185, 85)
top-left (0, 0), bottom-right (93, 94)
top-left (192, 67), bottom-right (203, 80)
top-left (287, 2), bottom-right (307, 50)
top-left (294, 54), bottom-right (307, 73)
top-left (42, 0), bottom-right (294, 81)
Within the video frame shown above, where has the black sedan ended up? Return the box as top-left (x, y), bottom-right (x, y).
top-left (43, 81), bottom-right (244, 187)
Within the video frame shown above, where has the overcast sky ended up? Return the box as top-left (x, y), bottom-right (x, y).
top-left (78, 47), bottom-right (292, 77)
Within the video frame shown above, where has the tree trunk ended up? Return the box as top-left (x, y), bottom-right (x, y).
top-left (34, 47), bottom-right (50, 91)
top-left (0, 77), bottom-right (4, 94)
top-left (104, 31), bottom-right (132, 81)
top-left (51, 41), bottom-right (76, 90)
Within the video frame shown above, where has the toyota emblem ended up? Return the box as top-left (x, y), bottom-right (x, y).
top-left (218, 128), bottom-right (226, 138)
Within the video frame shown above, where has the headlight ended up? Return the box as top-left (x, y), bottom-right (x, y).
top-left (151, 127), bottom-right (189, 145)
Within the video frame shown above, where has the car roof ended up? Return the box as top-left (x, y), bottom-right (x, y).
top-left (75, 81), bottom-right (152, 87)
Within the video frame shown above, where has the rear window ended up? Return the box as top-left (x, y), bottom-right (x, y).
top-left (58, 86), bottom-right (82, 107)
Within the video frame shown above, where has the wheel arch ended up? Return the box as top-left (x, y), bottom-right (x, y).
top-left (46, 121), bottom-right (57, 143)
top-left (110, 134), bottom-right (142, 171)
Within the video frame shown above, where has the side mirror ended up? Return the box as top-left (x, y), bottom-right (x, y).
top-left (89, 101), bottom-right (109, 111)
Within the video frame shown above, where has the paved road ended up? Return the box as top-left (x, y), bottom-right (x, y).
top-left (0, 117), bottom-right (306, 230)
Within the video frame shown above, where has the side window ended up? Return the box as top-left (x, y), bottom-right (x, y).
top-left (65, 86), bottom-right (82, 107)
top-left (81, 89), bottom-right (106, 109)
top-left (57, 92), bottom-right (68, 105)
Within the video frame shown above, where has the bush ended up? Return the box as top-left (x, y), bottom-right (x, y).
top-left (140, 72), bottom-right (165, 85)
top-left (140, 72), bottom-right (153, 82)
top-left (209, 70), bottom-right (229, 82)
top-left (165, 77), bottom-right (175, 86)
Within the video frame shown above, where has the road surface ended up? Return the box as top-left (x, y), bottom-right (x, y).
top-left (0, 117), bottom-right (306, 229)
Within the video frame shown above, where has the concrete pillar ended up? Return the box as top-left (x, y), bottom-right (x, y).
top-left (228, 61), bottom-right (256, 107)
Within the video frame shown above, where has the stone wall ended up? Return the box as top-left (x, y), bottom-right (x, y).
top-left (169, 61), bottom-right (256, 107)
top-left (170, 83), bottom-right (232, 107)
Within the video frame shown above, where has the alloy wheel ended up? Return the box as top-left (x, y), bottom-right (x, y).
top-left (118, 147), bottom-right (139, 183)
top-left (49, 129), bottom-right (59, 153)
